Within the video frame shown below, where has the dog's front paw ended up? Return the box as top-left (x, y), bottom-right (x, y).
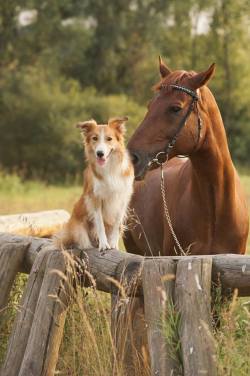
top-left (98, 241), bottom-right (111, 253)
top-left (109, 242), bottom-right (119, 249)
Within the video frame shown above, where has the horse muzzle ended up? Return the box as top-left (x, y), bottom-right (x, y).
top-left (129, 150), bottom-right (154, 181)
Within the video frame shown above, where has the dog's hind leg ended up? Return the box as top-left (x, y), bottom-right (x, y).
top-left (74, 224), bottom-right (93, 249)
top-left (54, 221), bottom-right (93, 250)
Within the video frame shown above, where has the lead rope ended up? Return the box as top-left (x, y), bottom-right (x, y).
top-left (160, 162), bottom-right (186, 256)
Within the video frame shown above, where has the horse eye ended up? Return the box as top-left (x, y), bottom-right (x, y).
top-left (106, 136), bottom-right (112, 141)
top-left (92, 136), bottom-right (98, 141)
top-left (170, 105), bottom-right (182, 113)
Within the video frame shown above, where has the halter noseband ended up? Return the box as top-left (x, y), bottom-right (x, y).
top-left (148, 84), bottom-right (202, 167)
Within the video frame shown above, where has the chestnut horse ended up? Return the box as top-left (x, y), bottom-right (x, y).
top-left (124, 58), bottom-right (249, 256)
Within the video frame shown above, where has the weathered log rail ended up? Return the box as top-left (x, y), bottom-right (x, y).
top-left (1, 233), bottom-right (250, 297)
top-left (1, 231), bottom-right (250, 375)
top-left (0, 209), bottom-right (70, 238)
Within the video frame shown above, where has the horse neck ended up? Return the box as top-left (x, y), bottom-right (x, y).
top-left (190, 89), bottom-right (236, 221)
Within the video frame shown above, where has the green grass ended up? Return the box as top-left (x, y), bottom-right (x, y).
top-left (0, 171), bottom-right (81, 215)
top-left (216, 293), bottom-right (250, 376)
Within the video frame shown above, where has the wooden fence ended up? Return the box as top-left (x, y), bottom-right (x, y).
top-left (0, 211), bottom-right (250, 376)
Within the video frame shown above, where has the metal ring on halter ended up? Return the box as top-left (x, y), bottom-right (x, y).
top-left (151, 151), bottom-right (167, 166)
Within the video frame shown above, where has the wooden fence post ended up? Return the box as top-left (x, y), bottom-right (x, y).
top-left (175, 257), bottom-right (217, 376)
top-left (1, 248), bottom-right (71, 376)
top-left (111, 257), bottom-right (148, 376)
top-left (1, 248), bottom-right (50, 376)
top-left (0, 238), bottom-right (30, 311)
top-left (142, 259), bottom-right (180, 376)
top-left (18, 249), bottom-right (70, 376)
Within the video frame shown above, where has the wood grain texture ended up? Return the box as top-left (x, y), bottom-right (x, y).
top-left (175, 258), bottom-right (217, 376)
top-left (212, 254), bottom-right (250, 296)
top-left (142, 259), bottom-right (179, 375)
top-left (1, 248), bottom-right (50, 376)
top-left (18, 250), bottom-right (69, 376)
top-left (1, 247), bottom-right (69, 376)
top-left (1, 233), bottom-right (250, 297)
top-left (0, 237), bottom-right (30, 310)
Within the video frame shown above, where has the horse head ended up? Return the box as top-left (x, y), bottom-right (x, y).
top-left (128, 57), bottom-right (216, 180)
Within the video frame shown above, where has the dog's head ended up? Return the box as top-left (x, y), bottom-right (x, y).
top-left (76, 117), bottom-right (128, 167)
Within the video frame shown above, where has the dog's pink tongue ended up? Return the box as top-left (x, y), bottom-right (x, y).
top-left (97, 158), bottom-right (106, 166)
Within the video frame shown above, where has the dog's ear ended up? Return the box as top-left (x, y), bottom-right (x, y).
top-left (76, 119), bottom-right (97, 135)
top-left (108, 116), bottom-right (128, 134)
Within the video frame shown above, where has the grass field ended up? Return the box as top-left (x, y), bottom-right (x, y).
top-left (0, 172), bottom-right (81, 215)
top-left (0, 170), bottom-right (250, 375)
top-left (1, 170), bottom-right (249, 251)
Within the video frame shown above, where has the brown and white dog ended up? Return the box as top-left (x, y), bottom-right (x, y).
top-left (56, 117), bottom-right (134, 251)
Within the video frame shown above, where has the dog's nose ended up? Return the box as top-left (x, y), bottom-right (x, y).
top-left (97, 150), bottom-right (104, 158)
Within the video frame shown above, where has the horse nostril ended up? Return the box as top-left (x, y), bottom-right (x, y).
top-left (130, 151), bottom-right (140, 165)
top-left (97, 151), bottom-right (104, 158)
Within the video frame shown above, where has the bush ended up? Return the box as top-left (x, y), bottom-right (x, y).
top-left (0, 65), bottom-right (145, 182)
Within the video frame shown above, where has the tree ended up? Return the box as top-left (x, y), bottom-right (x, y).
top-left (206, 0), bottom-right (250, 161)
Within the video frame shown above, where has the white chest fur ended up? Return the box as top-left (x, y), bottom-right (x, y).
top-left (92, 155), bottom-right (134, 225)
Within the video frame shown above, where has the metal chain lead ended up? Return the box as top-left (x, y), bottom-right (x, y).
top-left (160, 163), bottom-right (186, 256)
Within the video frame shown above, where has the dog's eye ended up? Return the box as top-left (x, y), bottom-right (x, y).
top-left (106, 136), bottom-right (112, 141)
top-left (169, 105), bottom-right (182, 113)
top-left (92, 136), bottom-right (98, 141)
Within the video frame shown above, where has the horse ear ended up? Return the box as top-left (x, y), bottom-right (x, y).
top-left (159, 56), bottom-right (172, 78)
top-left (76, 119), bottom-right (97, 135)
top-left (188, 63), bottom-right (216, 90)
top-left (108, 116), bottom-right (128, 134)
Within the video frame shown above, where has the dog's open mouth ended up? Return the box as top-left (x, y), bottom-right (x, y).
top-left (96, 157), bottom-right (106, 166)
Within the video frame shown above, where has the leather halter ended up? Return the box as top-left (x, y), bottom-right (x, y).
top-left (148, 84), bottom-right (202, 167)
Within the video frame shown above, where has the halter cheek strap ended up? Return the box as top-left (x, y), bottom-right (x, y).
top-left (148, 84), bottom-right (202, 166)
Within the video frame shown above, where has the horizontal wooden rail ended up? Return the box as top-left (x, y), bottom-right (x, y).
top-left (1, 231), bottom-right (250, 376)
top-left (0, 232), bottom-right (250, 297)
top-left (0, 210), bottom-right (70, 237)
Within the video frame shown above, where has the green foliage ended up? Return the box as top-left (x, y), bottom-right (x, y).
top-left (0, 0), bottom-right (250, 180)
top-left (216, 294), bottom-right (250, 375)
top-left (0, 65), bottom-right (145, 181)
top-left (0, 171), bottom-right (24, 194)
top-left (162, 299), bottom-right (183, 373)
top-left (0, 66), bottom-right (82, 181)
